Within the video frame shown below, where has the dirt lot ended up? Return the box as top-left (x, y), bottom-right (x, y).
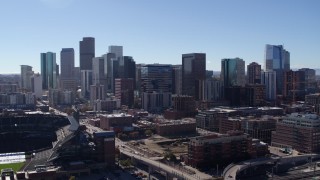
top-left (134, 135), bottom-right (189, 157)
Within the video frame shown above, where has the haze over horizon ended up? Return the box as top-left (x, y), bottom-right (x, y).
top-left (0, 0), bottom-right (319, 74)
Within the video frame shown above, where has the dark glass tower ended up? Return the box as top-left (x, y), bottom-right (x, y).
top-left (141, 64), bottom-right (173, 93)
top-left (41, 52), bottom-right (57, 89)
top-left (60, 48), bottom-right (75, 79)
top-left (80, 37), bottom-right (95, 70)
top-left (182, 53), bottom-right (206, 100)
top-left (247, 62), bottom-right (261, 84)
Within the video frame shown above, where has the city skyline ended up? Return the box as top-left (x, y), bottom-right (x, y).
top-left (0, 0), bottom-right (319, 73)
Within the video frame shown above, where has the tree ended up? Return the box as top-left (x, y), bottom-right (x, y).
top-left (64, 107), bottom-right (75, 115)
top-left (164, 151), bottom-right (177, 162)
top-left (119, 158), bottom-right (132, 167)
top-left (145, 129), bottom-right (153, 137)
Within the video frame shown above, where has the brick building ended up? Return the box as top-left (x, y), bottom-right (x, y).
top-left (245, 84), bottom-right (266, 107)
top-left (93, 131), bottom-right (115, 166)
top-left (305, 93), bottom-right (320, 115)
top-left (155, 118), bottom-right (196, 136)
top-left (115, 78), bottom-right (134, 107)
top-left (99, 114), bottom-right (133, 131)
top-left (241, 116), bottom-right (277, 144)
top-left (219, 117), bottom-right (241, 134)
top-left (272, 113), bottom-right (320, 153)
top-left (164, 95), bottom-right (197, 119)
top-left (187, 131), bottom-right (268, 167)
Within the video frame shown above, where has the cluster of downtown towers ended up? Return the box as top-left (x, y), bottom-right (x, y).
top-left (36, 37), bottom-right (297, 109)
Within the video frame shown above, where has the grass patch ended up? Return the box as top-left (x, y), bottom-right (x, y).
top-left (0, 162), bottom-right (25, 172)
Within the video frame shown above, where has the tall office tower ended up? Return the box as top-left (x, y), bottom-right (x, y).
top-left (74, 67), bottom-right (80, 86)
top-left (102, 53), bottom-right (117, 93)
top-left (20, 65), bottom-right (33, 91)
top-left (141, 64), bottom-right (173, 112)
top-left (41, 52), bottom-right (57, 89)
top-left (172, 65), bottom-right (182, 95)
top-left (80, 70), bottom-right (92, 98)
top-left (80, 37), bottom-right (95, 70)
top-left (31, 73), bottom-right (43, 98)
top-left (108, 45), bottom-right (123, 60)
top-left (182, 53), bottom-right (206, 101)
top-left (265, 44), bottom-right (290, 95)
top-left (118, 56), bottom-right (136, 79)
top-left (60, 48), bottom-right (77, 91)
top-left (118, 56), bottom-right (136, 93)
top-left (92, 57), bottom-right (107, 92)
top-left (90, 84), bottom-right (105, 106)
top-left (221, 58), bottom-right (246, 88)
top-left (247, 62), bottom-right (261, 84)
top-left (299, 68), bottom-right (317, 94)
top-left (261, 70), bottom-right (277, 101)
top-left (135, 64), bottom-right (144, 92)
top-left (115, 78), bottom-right (134, 107)
top-left (141, 64), bottom-right (173, 93)
top-left (283, 70), bottom-right (306, 101)
top-left (205, 78), bottom-right (224, 101)
top-left (60, 48), bottom-right (75, 78)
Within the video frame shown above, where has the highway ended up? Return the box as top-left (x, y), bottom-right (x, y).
top-left (223, 154), bottom-right (320, 180)
top-left (120, 147), bottom-right (212, 180)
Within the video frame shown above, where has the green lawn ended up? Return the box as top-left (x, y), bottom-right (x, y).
top-left (0, 162), bottom-right (25, 172)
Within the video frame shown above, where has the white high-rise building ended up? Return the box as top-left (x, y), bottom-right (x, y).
top-left (102, 53), bottom-right (117, 93)
top-left (20, 65), bottom-right (33, 91)
top-left (205, 78), bottom-right (224, 101)
top-left (90, 84), bottom-right (105, 106)
top-left (92, 57), bottom-right (107, 91)
top-left (31, 73), bottom-right (43, 98)
top-left (108, 45), bottom-right (123, 60)
top-left (261, 70), bottom-right (277, 101)
top-left (25, 92), bottom-right (36, 105)
top-left (80, 70), bottom-right (92, 98)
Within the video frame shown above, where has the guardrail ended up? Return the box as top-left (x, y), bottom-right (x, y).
top-left (222, 163), bottom-right (235, 177)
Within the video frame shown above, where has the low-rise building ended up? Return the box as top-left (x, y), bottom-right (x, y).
top-left (272, 113), bottom-right (320, 153)
top-left (187, 131), bottom-right (268, 168)
top-left (306, 93), bottom-right (320, 115)
top-left (164, 95), bottom-right (197, 120)
top-left (241, 116), bottom-right (277, 144)
top-left (155, 118), bottom-right (196, 136)
top-left (100, 113), bottom-right (133, 131)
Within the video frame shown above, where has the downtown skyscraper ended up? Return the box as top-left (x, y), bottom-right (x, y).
top-left (247, 62), bottom-right (261, 84)
top-left (182, 53), bottom-right (206, 101)
top-left (41, 52), bottom-right (57, 89)
top-left (60, 48), bottom-right (77, 91)
top-left (20, 65), bottom-right (33, 91)
top-left (79, 37), bottom-right (95, 70)
top-left (221, 58), bottom-right (246, 88)
top-left (265, 44), bottom-right (290, 95)
top-left (60, 48), bottom-right (75, 79)
top-left (80, 37), bottom-right (95, 98)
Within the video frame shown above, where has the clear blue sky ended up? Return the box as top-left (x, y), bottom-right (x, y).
top-left (0, 0), bottom-right (319, 74)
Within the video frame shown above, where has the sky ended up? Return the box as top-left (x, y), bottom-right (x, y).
top-left (0, 0), bottom-right (319, 74)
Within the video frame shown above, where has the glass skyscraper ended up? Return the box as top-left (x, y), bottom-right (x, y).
top-left (60, 48), bottom-right (75, 79)
top-left (80, 37), bottom-right (95, 71)
top-left (182, 53), bottom-right (206, 100)
top-left (265, 44), bottom-right (290, 95)
top-left (221, 58), bottom-right (245, 88)
top-left (141, 64), bottom-right (173, 93)
top-left (41, 52), bottom-right (57, 89)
